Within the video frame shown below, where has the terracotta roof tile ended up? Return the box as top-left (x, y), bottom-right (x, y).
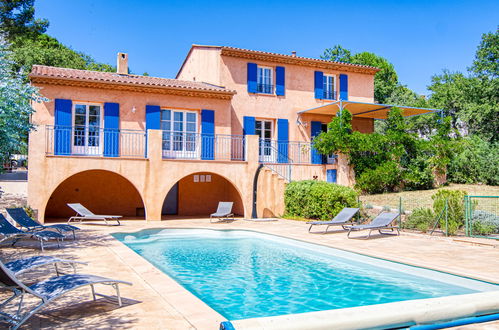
top-left (30, 65), bottom-right (235, 94)
top-left (218, 46), bottom-right (380, 71)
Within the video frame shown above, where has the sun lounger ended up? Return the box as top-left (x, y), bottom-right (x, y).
top-left (307, 208), bottom-right (360, 233)
top-left (67, 203), bottom-right (122, 226)
top-left (346, 212), bottom-right (400, 239)
top-left (0, 214), bottom-right (64, 251)
top-left (0, 259), bottom-right (132, 329)
top-left (5, 255), bottom-right (86, 276)
top-left (210, 202), bottom-right (234, 222)
top-left (7, 208), bottom-right (80, 240)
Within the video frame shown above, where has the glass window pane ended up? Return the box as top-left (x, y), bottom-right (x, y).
top-left (173, 122), bottom-right (183, 132)
top-left (174, 112), bottom-right (183, 122)
top-left (186, 112), bottom-right (196, 122)
top-left (161, 110), bottom-right (171, 121)
top-left (161, 121), bottom-right (171, 131)
top-left (89, 105), bottom-right (100, 116)
top-left (74, 115), bottom-right (85, 126)
top-left (186, 122), bottom-right (196, 132)
top-left (75, 104), bottom-right (86, 115)
top-left (255, 121), bottom-right (262, 129)
top-left (264, 121), bottom-right (271, 130)
top-left (88, 116), bottom-right (99, 126)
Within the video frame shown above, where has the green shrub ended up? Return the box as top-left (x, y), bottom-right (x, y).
top-left (431, 189), bottom-right (467, 235)
top-left (403, 207), bottom-right (435, 232)
top-left (471, 210), bottom-right (499, 235)
top-left (365, 203), bottom-right (373, 209)
top-left (355, 161), bottom-right (402, 194)
top-left (284, 180), bottom-right (358, 220)
top-left (448, 136), bottom-right (499, 185)
top-left (382, 205), bottom-right (392, 211)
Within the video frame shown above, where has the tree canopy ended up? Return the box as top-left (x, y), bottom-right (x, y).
top-left (319, 27), bottom-right (498, 187)
top-left (1, 0), bottom-right (115, 75)
top-left (0, 39), bottom-right (43, 161)
top-left (321, 45), bottom-right (399, 103)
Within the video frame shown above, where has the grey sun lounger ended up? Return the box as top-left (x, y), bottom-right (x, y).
top-left (0, 214), bottom-right (64, 251)
top-left (4, 255), bottom-right (86, 276)
top-left (0, 259), bottom-right (132, 330)
top-left (7, 208), bottom-right (80, 240)
top-left (67, 203), bottom-right (122, 226)
top-left (210, 202), bottom-right (234, 222)
top-left (307, 208), bottom-right (360, 233)
top-left (346, 212), bottom-right (400, 239)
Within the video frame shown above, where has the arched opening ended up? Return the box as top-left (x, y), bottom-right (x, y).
top-left (162, 172), bottom-right (244, 218)
top-left (45, 170), bottom-right (145, 222)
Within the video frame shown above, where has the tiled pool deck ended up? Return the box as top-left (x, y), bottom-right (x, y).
top-left (2, 218), bottom-right (499, 329)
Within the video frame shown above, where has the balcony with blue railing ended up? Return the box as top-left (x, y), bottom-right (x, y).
top-left (45, 125), bottom-right (146, 158)
top-left (323, 90), bottom-right (337, 100)
top-left (161, 131), bottom-right (246, 161)
top-left (258, 139), bottom-right (337, 165)
top-left (256, 83), bottom-right (274, 94)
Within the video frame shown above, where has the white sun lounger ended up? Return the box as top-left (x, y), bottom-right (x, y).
top-left (67, 203), bottom-right (122, 226)
top-left (210, 202), bottom-right (234, 222)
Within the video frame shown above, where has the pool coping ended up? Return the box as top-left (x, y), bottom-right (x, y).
top-left (107, 225), bottom-right (499, 329)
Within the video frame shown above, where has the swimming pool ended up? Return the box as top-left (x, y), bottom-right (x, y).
top-left (112, 228), bottom-right (499, 322)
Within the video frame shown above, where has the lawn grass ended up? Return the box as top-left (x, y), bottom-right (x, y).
top-left (360, 184), bottom-right (499, 212)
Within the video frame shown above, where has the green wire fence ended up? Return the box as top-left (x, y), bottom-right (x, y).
top-left (358, 194), bottom-right (499, 238)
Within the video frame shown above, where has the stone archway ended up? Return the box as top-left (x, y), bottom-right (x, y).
top-left (161, 171), bottom-right (244, 218)
top-left (44, 169), bottom-right (146, 221)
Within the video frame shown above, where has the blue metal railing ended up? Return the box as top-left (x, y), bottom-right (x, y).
top-left (323, 90), bottom-right (337, 100)
top-left (258, 139), bottom-right (337, 165)
top-left (46, 125), bottom-right (146, 158)
top-left (161, 131), bottom-right (246, 161)
top-left (257, 83), bottom-right (274, 94)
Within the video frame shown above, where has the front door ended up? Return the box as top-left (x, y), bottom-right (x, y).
top-left (256, 120), bottom-right (274, 162)
top-left (72, 103), bottom-right (102, 155)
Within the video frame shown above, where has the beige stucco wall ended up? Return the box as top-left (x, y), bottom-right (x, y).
top-left (219, 55), bottom-right (374, 141)
top-left (177, 50), bottom-right (376, 143)
top-left (28, 127), bottom-right (261, 222)
top-left (177, 47), bottom-right (222, 86)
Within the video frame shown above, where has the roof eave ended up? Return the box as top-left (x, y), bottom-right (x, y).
top-left (29, 73), bottom-right (236, 96)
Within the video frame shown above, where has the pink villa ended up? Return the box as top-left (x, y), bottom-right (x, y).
top-left (27, 45), bottom-right (434, 222)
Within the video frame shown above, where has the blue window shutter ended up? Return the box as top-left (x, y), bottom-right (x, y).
top-left (54, 99), bottom-right (72, 155)
top-left (327, 169), bottom-right (337, 183)
top-left (145, 105), bottom-right (161, 130)
top-left (339, 74), bottom-right (348, 100)
top-left (103, 102), bottom-right (120, 157)
top-left (247, 63), bottom-right (257, 93)
top-left (201, 109), bottom-right (215, 160)
top-left (275, 66), bottom-right (285, 96)
top-left (277, 119), bottom-right (289, 163)
top-left (243, 116), bottom-right (256, 135)
top-left (314, 71), bottom-right (324, 99)
top-left (311, 121), bottom-right (323, 164)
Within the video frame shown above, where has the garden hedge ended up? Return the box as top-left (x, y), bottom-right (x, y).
top-left (284, 180), bottom-right (358, 220)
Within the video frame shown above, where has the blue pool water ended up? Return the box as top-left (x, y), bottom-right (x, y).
top-left (112, 229), bottom-right (498, 320)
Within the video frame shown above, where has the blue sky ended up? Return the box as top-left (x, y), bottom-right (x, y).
top-left (36, 0), bottom-right (498, 94)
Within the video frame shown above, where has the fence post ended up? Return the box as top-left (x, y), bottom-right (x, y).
top-left (399, 196), bottom-right (402, 228)
top-left (445, 198), bottom-right (448, 237)
top-left (464, 196), bottom-right (468, 237)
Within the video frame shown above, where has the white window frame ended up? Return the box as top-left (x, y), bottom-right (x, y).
top-left (323, 74), bottom-right (336, 100)
top-left (257, 66), bottom-right (274, 94)
top-left (161, 109), bottom-right (199, 159)
top-left (71, 102), bottom-right (104, 156)
top-left (256, 119), bottom-right (275, 162)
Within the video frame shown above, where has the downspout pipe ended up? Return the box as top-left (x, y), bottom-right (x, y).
top-left (410, 313), bottom-right (499, 330)
top-left (251, 164), bottom-right (264, 219)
